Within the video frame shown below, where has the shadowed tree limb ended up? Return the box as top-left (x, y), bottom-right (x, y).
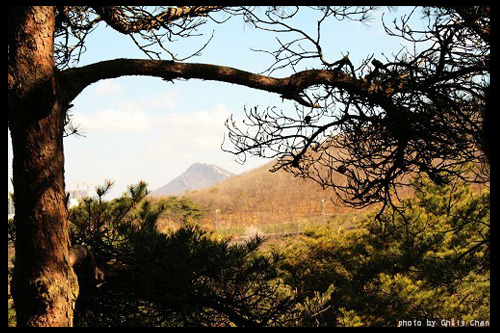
top-left (92, 6), bottom-right (226, 34)
top-left (59, 59), bottom-right (398, 111)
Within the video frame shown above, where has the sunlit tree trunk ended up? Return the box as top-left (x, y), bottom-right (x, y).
top-left (8, 6), bottom-right (78, 327)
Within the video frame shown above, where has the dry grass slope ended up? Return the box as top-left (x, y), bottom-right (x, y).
top-left (178, 161), bottom-right (374, 235)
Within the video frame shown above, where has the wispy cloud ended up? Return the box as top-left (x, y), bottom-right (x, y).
top-left (72, 100), bottom-right (152, 134)
top-left (94, 80), bottom-right (123, 96)
top-left (148, 90), bottom-right (178, 109)
top-left (72, 88), bottom-right (182, 135)
top-left (144, 103), bottom-right (231, 163)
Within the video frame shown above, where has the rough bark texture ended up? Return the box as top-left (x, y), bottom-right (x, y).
top-left (60, 58), bottom-right (398, 111)
top-left (8, 6), bottom-right (79, 327)
top-left (92, 6), bottom-right (225, 34)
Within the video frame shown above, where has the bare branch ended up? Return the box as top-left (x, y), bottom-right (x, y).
top-left (222, 7), bottom-right (489, 212)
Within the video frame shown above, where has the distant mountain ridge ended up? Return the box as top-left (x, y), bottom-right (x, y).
top-left (150, 163), bottom-right (235, 196)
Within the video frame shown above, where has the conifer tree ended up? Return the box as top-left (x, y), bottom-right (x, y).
top-left (278, 176), bottom-right (489, 326)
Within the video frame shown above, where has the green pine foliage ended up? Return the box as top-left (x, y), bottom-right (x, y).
top-left (8, 215), bottom-right (16, 327)
top-left (69, 181), bottom-right (297, 327)
top-left (276, 176), bottom-right (490, 326)
top-left (8, 176), bottom-right (489, 327)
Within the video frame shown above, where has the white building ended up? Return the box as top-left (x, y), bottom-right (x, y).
top-left (66, 183), bottom-right (94, 209)
top-left (8, 184), bottom-right (93, 217)
top-left (8, 192), bottom-right (15, 219)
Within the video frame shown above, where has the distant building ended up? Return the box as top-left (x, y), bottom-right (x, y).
top-left (8, 192), bottom-right (15, 219)
top-left (66, 188), bottom-right (91, 209)
top-left (8, 184), bottom-right (92, 217)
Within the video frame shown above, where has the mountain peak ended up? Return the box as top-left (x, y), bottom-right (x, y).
top-left (150, 163), bottom-right (234, 196)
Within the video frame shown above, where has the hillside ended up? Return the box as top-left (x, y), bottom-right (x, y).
top-left (150, 163), bottom-right (235, 196)
top-left (181, 160), bottom-right (377, 234)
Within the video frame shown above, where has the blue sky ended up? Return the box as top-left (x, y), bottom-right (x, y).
top-left (8, 6), bottom-right (425, 198)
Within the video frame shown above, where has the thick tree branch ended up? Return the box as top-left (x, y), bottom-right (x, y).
top-left (92, 6), bottom-right (225, 34)
top-left (70, 245), bottom-right (104, 287)
top-left (69, 245), bottom-right (131, 290)
top-left (445, 6), bottom-right (490, 43)
top-left (60, 59), bottom-right (398, 111)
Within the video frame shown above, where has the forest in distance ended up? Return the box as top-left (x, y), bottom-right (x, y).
top-left (8, 6), bottom-right (489, 327)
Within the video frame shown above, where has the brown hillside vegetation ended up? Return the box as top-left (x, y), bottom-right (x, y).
top-left (178, 160), bottom-right (378, 234)
top-left (155, 155), bottom-right (486, 236)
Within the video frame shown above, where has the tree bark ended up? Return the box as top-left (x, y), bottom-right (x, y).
top-left (8, 6), bottom-right (79, 327)
top-left (59, 58), bottom-right (399, 111)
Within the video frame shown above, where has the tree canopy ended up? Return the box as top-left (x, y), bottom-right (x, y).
top-left (8, 6), bottom-right (489, 327)
top-left (222, 6), bottom-right (489, 213)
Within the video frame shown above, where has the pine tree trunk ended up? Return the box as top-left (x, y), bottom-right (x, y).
top-left (8, 6), bottom-right (79, 327)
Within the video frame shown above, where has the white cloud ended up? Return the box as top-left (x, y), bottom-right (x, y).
top-left (148, 90), bottom-right (178, 109)
top-left (117, 99), bottom-right (145, 114)
top-left (144, 103), bottom-right (232, 163)
top-left (95, 80), bottom-right (123, 96)
top-left (73, 101), bottom-right (152, 134)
